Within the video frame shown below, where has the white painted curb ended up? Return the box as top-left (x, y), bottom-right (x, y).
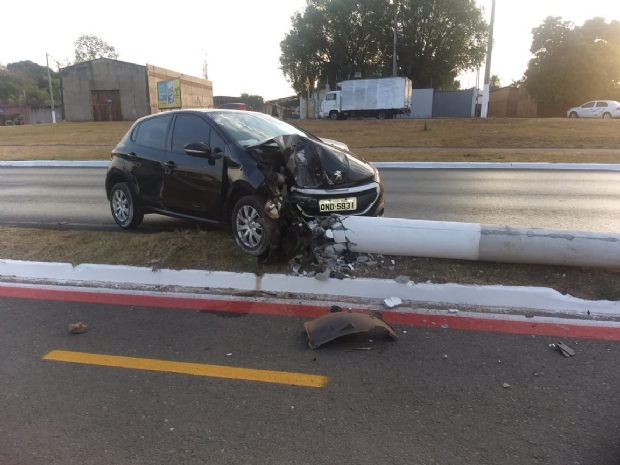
top-left (1, 160), bottom-right (619, 171)
top-left (0, 160), bottom-right (109, 167)
top-left (0, 259), bottom-right (617, 316)
top-left (372, 162), bottom-right (620, 171)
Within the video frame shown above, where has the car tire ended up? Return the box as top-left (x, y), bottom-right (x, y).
top-left (232, 195), bottom-right (270, 256)
top-left (109, 182), bottom-right (143, 229)
top-left (603, 112), bottom-right (612, 120)
top-left (329, 111), bottom-right (339, 121)
top-left (377, 110), bottom-right (387, 120)
top-left (569, 112), bottom-right (578, 118)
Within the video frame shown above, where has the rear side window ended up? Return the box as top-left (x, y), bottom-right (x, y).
top-left (134, 116), bottom-right (172, 150)
top-left (596, 102), bottom-right (608, 108)
top-left (170, 115), bottom-right (211, 154)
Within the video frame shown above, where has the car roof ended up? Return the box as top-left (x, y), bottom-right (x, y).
top-left (137, 108), bottom-right (262, 120)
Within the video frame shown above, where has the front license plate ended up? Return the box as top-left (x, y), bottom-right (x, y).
top-left (318, 197), bottom-right (357, 213)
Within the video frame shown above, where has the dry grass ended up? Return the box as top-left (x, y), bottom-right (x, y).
top-left (296, 118), bottom-right (620, 149)
top-left (1, 226), bottom-right (618, 301)
top-left (0, 121), bottom-right (131, 146)
top-left (2, 118), bottom-right (620, 151)
top-left (0, 146), bottom-right (112, 161)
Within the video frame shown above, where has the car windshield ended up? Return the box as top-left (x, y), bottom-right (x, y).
top-left (208, 111), bottom-right (309, 147)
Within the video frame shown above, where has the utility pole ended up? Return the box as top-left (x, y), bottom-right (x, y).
top-left (481, 0), bottom-right (496, 118)
top-left (46, 53), bottom-right (56, 124)
top-left (392, 1), bottom-right (398, 77)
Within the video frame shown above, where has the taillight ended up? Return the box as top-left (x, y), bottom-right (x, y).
top-left (616, 107), bottom-right (620, 111)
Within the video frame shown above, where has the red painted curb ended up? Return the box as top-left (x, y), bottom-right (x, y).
top-left (2, 285), bottom-right (620, 341)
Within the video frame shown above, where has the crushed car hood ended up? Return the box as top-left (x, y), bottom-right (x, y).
top-left (248, 134), bottom-right (375, 189)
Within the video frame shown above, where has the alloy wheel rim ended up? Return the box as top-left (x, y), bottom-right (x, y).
top-left (236, 205), bottom-right (263, 248)
top-left (112, 190), bottom-right (131, 223)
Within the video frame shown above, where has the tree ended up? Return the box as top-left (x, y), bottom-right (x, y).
top-left (490, 74), bottom-right (501, 90)
top-left (240, 93), bottom-right (265, 111)
top-left (280, 0), bottom-right (488, 93)
top-left (74, 34), bottom-right (119, 63)
top-left (524, 16), bottom-right (620, 107)
top-left (280, 0), bottom-right (394, 93)
top-left (0, 61), bottom-right (59, 105)
top-left (397, 0), bottom-right (488, 89)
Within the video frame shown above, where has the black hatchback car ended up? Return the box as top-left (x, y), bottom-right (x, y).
top-left (105, 110), bottom-right (384, 258)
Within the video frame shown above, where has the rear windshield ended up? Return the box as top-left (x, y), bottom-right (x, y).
top-left (209, 111), bottom-right (308, 147)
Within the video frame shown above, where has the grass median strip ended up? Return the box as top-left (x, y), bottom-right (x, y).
top-left (1, 226), bottom-right (619, 301)
top-left (43, 350), bottom-right (328, 388)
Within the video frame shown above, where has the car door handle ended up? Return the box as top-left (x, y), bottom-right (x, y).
top-left (127, 152), bottom-right (138, 161)
top-left (164, 161), bottom-right (176, 169)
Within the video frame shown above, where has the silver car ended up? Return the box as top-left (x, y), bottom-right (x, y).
top-left (567, 100), bottom-right (620, 119)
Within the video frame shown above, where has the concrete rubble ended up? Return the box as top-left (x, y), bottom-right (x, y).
top-left (284, 215), bottom-right (413, 284)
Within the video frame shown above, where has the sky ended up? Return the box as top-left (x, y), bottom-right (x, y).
top-left (2, 0), bottom-right (619, 100)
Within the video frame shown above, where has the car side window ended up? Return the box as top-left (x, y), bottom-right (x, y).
top-left (582, 102), bottom-right (595, 108)
top-left (596, 102), bottom-right (608, 108)
top-left (134, 116), bottom-right (172, 150)
top-left (210, 129), bottom-right (227, 154)
top-left (171, 115), bottom-right (211, 154)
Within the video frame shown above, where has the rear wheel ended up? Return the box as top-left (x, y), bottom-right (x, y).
top-left (329, 111), bottom-right (339, 121)
top-left (603, 112), bottom-right (612, 120)
top-left (232, 195), bottom-right (269, 256)
top-left (110, 182), bottom-right (143, 229)
top-left (569, 112), bottom-right (578, 118)
top-left (377, 110), bottom-right (388, 120)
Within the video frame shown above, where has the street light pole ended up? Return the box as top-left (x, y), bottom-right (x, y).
top-left (46, 53), bottom-right (57, 124)
top-left (481, 0), bottom-right (496, 118)
top-left (392, 1), bottom-right (398, 77)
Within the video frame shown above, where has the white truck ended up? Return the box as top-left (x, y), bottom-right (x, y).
top-left (319, 76), bottom-right (412, 121)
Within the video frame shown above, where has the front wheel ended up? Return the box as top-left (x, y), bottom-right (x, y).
top-left (603, 112), bottom-right (612, 120)
top-left (329, 111), bottom-right (339, 121)
top-left (232, 195), bottom-right (270, 256)
top-left (569, 112), bottom-right (578, 118)
top-left (110, 182), bottom-right (143, 229)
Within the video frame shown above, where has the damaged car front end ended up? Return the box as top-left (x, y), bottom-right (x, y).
top-left (243, 134), bottom-right (385, 262)
top-left (106, 109), bottom-right (384, 262)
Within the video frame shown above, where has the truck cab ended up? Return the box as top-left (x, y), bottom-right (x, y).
top-left (320, 92), bottom-right (342, 120)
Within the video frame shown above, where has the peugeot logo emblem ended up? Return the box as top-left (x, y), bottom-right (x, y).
top-left (333, 170), bottom-right (343, 181)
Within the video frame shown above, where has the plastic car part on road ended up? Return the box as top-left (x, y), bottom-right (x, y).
top-left (304, 311), bottom-right (399, 349)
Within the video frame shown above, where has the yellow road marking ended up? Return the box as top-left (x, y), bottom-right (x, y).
top-left (43, 350), bottom-right (328, 388)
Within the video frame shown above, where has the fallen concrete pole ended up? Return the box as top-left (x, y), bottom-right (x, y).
top-left (328, 217), bottom-right (620, 268)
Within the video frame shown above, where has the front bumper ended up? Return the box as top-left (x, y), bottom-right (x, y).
top-left (290, 181), bottom-right (385, 218)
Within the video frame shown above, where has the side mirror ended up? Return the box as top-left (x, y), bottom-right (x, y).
top-left (184, 142), bottom-right (212, 157)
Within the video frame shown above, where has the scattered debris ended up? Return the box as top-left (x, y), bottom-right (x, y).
top-left (226, 353), bottom-right (233, 357)
top-left (68, 322), bottom-right (88, 335)
top-left (441, 324), bottom-right (449, 329)
top-left (330, 305), bottom-right (343, 313)
top-left (384, 297), bottom-right (402, 308)
top-left (315, 270), bottom-right (330, 282)
top-left (443, 354), bottom-right (448, 359)
top-left (391, 260), bottom-right (395, 265)
top-left (304, 311), bottom-right (399, 349)
top-left (503, 383), bottom-right (511, 389)
top-left (556, 342), bottom-right (576, 358)
top-left (395, 275), bottom-right (410, 284)
top-left (353, 347), bottom-right (372, 351)
top-left (448, 309), bottom-right (459, 314)
top-left (58, 221), bottom-right (68, 225)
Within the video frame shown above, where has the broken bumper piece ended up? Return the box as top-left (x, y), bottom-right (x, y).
top-left (304, 311), bottom-right (399, 349)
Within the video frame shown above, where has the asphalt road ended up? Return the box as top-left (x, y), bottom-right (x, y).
top-left (1, 167), bottom-right (619, 232)
top-left (2, 294), bottom-right (620, 464)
